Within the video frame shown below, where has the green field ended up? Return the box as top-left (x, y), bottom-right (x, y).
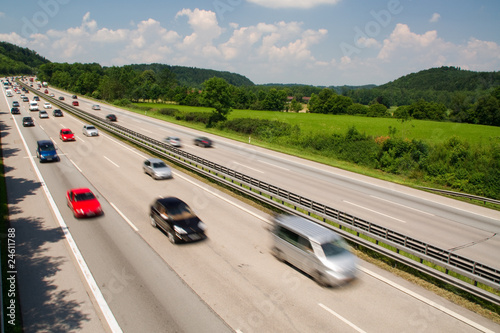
top-left (134, 103), bottom-right (500, 146)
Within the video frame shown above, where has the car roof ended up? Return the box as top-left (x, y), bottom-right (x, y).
top-left (61, 128), bottom-right (72, 131)
top-left (155, 197), bottom-right (186, 208)
top-left (70, 188), bottom-right (92, 194)
top-left (146, 158), bottom-right (164, 163)
top-left (37, 139), bottom-right (53, 145)
top-left (274, 215), bottom-right (341, 244)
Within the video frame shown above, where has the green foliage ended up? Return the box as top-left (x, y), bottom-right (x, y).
top-left (308, 88), bottom-right (353, 114)
top-left (221, 118), bottom-right (299, 140)
top-left (0, 41), bottom-right (50, 75)
top-left (201, 77), bottom-right (233, 126)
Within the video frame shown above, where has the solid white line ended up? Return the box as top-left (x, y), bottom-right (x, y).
top-left (173, 172), bottom-right (269, 223)
top-left (104, 156), bottom-right (120, 167)
top-left (318, 303), bottom-right (366, 333)
top-left (343, 200), bottom-right (407, 223)
top-left (258, 159), bottom-right (290, 171)
top-left (358, 266), bottom-right (495, 333)
top-left (9, 112), bottom-right (123, 332)
top-left (232, 161), bottom-right (264, 174)
top-left (370, 195), bottom-right (435, 216)
top-left (110, 203), bottom-right (139, 232)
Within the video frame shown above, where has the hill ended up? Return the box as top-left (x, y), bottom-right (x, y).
top-left (379, 66), bottom-right (500, 92)
top-left (126, 63), bottom-right (254, 88)
top-left (0, 41), bottom-right (50, 75)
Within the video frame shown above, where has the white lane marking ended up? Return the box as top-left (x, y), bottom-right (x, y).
top-left (69, 159), bottom-right (84, 173)
top-left (10, 113), bottom-right (123, 333)
top-left (110, 202), bottom-right (139, 232)
top-left (359, 266), bottom-right (495, 333)
top-left (76, 135), bottom-right (85, 143)
top-left (173, 172), bottom-right (269, 223)
top-left (138, 127), bottom-right (153, 133)
top-left (318, 303), bottom-right (367, 333)
top-left (258, 159), bottom-right (290, 171)
top-left (343, 200), bottom-right (407, 223)
top-left (104, 156), bottom-right (120, 168)
top-left (371, 195), bottom-right (435, 216)
top-left (232, 161), bottom-right (264, 174)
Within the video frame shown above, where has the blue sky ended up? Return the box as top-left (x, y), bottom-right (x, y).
top-left (1, 0), bottom-right (499, 86)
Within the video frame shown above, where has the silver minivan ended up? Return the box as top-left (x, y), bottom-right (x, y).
top-left (271, 214), bottom-right (357, 287)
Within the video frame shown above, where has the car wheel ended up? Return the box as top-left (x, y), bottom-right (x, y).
top-left (273, 247), bottom-right (285, 262)
top-left (150, 216), bottom-right (157, 228)
top-left (167, 231), bottom-right (178, 244)
top-left (314, 271), bottom-right (329, 287)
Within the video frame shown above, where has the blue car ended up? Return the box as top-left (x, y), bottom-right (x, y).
top-left (36, 140), bottom-right (59, 162)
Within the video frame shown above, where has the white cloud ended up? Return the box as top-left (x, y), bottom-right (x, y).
top-left (430, 13), bottom-right (441, 23)
top-left (0, 32), bottom-right (28, 46)
top-left (246, 0), bottom-right (341, 9)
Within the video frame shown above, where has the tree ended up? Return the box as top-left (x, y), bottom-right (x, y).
top-left (201, 77), bottom-right (233, 126)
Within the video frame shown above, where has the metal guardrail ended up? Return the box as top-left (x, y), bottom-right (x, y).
top-left (22, 82), bottom-right (500, 305)
top-left (418, 187), bottom-right (500, 206)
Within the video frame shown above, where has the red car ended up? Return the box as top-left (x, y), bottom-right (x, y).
top-left (66, 188), bottom-right (103, 218)
top-left (72, 101), bottom-right (79, 106)
top-left (60, 128), bottom-right (75, 141)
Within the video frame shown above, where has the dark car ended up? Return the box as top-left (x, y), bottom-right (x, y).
top-left (59, 96), bottom-right (65, 100)
top-left (36, 140), bottom-right (59, 162)
top-left (12, 101), bottom-right (20, 107)
top-left (22, 96), bottom-right (29, 102)
top-left (33, 96), bottom-right (40, 101)
top-left (194, 136), bottom-right (213, 148)
top-left (106, 114), bottom-right (117, 122)
top-left (72, 95), bottom-right (77, 99)
top-left (22, 116), bottom-right (34, 127)
top-left (11, 107), bottom-right (20, 114)
top-left (53, 109), bottom-right (63, 117)
top-left (150, 197), bottom-right (206, 244)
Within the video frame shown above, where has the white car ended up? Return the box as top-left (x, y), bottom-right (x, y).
top-left (39, 110), bottom-right (49, 118)
top-left (165, 136), bottom-right (182, 147)
top-left (92, 104), bottom-right (101, 110)
top-left (82, 124), bottom-right (99, 136)
top-left (44, 102), bottom-right (52, 109)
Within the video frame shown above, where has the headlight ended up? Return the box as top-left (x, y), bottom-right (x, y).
top-left (198, 222), bottom-right (207, 231)
top-left (174, 225), bottom-right (187, 234)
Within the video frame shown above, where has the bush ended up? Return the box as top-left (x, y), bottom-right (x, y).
top-left (113, 98), bottom-right (132, 107)
top-left (158, 108), bottom-right (180, 117)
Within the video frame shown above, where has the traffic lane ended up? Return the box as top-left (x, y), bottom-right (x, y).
top-left (59, 132), bottom-right (500, 332)
top-left (1, 108), bottom-right (106, 332)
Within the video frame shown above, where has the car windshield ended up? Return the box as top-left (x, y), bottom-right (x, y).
top-left (152, 162), bottom-right (167, 168)
top-left (62, 130), bottom-right (72, 134)
top-left (74, 192), bottom-right (96, 202)
top-left (87, 126), bottom-right (95, 130)
top-left (167, 202), bottom-right (195, 221)
top-left (321, 239), bottom-right (349, 257)
top-left (39, 144), bottom-right (55, 151)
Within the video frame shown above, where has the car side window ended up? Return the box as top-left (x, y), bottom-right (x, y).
top-left (144, 160), bottom-right (150, 167)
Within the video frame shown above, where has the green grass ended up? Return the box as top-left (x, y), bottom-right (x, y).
top-left (135, 102), bottom-right (500, 147)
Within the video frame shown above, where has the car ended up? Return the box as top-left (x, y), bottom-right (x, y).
top-left (72, 101), bottom-right (79, 106)
top-left (143, 158), bottom-right (172, 179)
top-left (36, 140), bottom-right (58, 162)
top-left (72, 95), bottom-right (77, 99)
top-left (43, 102), bottom-right (52, 109)
top-left (194, 136), bottom-right (213, 148)
top-left (29, 101), bottom-right (38, 111)
top-left (105, 114), bottom-right (117, 122)
top-left (44, 89), bottom-right (48, 94)
top-left (66, 188), bottom-right (103, 218)
top-left (11, 107), bottom-right (20, 114)
top-left (165, 136), bottom-right (182, 147)
top-left (92, 104), bottom-right (100, 110)
top-left (22, 96), bottom-right (29, 102)
top-left (59, 96), bottom-right (65, 100)
top-left (53, 109), bottom-right (63, 117)
top-left (12, 101), bottom-right (20, 107)
top-left (60, 128), bottom-right (75, 141)
top-left (33, 96), bottom-right (40, 101)
top-left (150, 197), bottom-right (206, 244)
top-left (49, 93), bottom-right (55, 97)
top-left (82, 124), bottom-right (99, 136)
top-left (39, 110), bottom-right (49, 118)
top-left (22, 117), bottom-right (34, 127)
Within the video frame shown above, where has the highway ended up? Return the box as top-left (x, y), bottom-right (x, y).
top-left (2, 79), bottom-right (499, 332)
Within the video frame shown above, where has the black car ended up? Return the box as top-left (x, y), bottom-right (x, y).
top-left (72, 95), bottom-right (77, 99)
top-left (106, 114), bottom-right (117, 122)
top-left (53, 109), bottom-right (63, 117)
top-left (150, 197), bottom-right (206, 244)
top-left (11, 107), bottom-right (20, 114)
top-left (59, 96), bottom-right (65, 100)
top-left (22, 116), bottom-right (34, 127)
top-left (194, 136), bottom-right (213, 148)
top-left (33, 96), bottom-right (40, 101)
top-left (22, 96), bottom-right (29, 102)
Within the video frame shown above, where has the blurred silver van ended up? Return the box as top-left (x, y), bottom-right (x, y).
top-left (271, 214), bottom-right (357, 286)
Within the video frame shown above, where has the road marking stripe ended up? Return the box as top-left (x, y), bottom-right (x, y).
top-left (359, 266), bottom-right (495, 333)
top-left (343, 200), bottom-right (406, 223)
top-left (10, 113), bottom-right (123, 333)
top-left (110, 203), bottom-right (139, 232)
top-left (232, 161), bottom-right (264, 174)
top-left (104, 156), bottom-right (120, 167)
top-left (318, 303), bottom-right (367, 333)
top-left (370, 195), bottom-right (435, 216)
